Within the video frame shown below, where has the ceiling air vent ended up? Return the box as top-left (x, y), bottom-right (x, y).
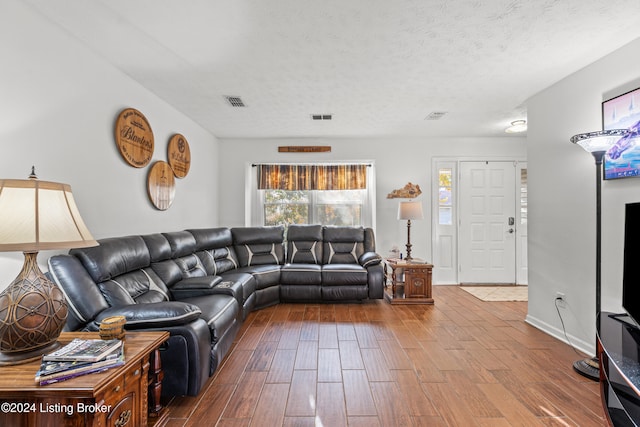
top-left (311, 114), bottom-right (332, 121)
top-left (425, 111), bottom-right (447, 120)
top-left (225, 96), bottom-right (246, 107)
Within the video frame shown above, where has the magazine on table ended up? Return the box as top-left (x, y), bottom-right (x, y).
top-left (36, 346), bottom-right (124, 385)
top-left (43, 338), bottom-right (122, 362)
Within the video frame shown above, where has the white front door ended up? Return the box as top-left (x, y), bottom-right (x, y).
top-left (459, 161), bottom-right (516, 284)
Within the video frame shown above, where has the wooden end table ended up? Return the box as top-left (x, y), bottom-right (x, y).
top-left (0, 331), bottom-right (168, 427)
top-left (384, 259), bottom-right (434, 304)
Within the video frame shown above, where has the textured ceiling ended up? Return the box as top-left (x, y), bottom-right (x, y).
top-left (25, 0), bottom-right (640, 138)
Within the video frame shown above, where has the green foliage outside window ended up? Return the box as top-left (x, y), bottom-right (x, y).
top-left (263, 189), bottom-right (364, 227)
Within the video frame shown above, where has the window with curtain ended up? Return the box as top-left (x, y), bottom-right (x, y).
top-left (249, 163), bottom-right (375, 228)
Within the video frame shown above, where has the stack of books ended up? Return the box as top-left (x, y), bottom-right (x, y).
top-left (35, 338), bottom-right (124, 385)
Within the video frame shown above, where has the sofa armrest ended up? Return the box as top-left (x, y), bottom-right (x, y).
top-left (142, 319), bottom-right (212, 396)
top-left (171, 276), bottom-right (224, 299)
top-left (359, 251), bottom-right (382, 268)
top-left (94, 302), bottom-right (202, 329)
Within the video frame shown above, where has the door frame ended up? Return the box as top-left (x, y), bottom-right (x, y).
top-left (431, 157), bottom-right (527, 285)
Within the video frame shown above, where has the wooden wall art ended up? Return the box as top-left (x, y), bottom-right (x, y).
top-left (278, 146), bottom-right (331, 153)
top-left (114, 108), bottom-right (154, 168)
top-left (167, 133), bottom-right (191, 178)
top-left (387, 182), bottom-right (422, 199)
top-left (147, 161), bottom-right (175, 210)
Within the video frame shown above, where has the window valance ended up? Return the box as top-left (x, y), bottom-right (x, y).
top-left (256, 164), bottom-right (368, 191)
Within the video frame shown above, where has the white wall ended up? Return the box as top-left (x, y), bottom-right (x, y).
top-left (0, 1), bottom-right (220, 289)
top-left (218, 136), bottom-right (526, 277)
top-left (526, 37), bottom-right (640, 355)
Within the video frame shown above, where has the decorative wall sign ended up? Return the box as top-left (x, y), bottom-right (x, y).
top-left (167, 133), bottom-right (191, 178)
top-left (114, 108), bottom-right (154, 168)
top-left (278, 146), bottom-right (331, 153)
top-left (147, 161), bottom-right (175, 210)
top-left (387, 182), bottom-right (422, 199)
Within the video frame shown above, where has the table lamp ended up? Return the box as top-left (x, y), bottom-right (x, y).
top-left (398, 200), bottom-right (423, 261)
top-left (0, 168), bottom-right (98, 365)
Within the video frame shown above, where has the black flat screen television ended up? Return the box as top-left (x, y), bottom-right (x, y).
top-left (623, 202), bottom-right (640, 327)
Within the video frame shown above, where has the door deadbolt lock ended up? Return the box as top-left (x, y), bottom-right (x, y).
top-left (508, 217), bottom-right (515, 226)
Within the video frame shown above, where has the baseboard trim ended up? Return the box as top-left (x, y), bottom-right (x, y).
top-left (525, 314), bottom-right (594, 357)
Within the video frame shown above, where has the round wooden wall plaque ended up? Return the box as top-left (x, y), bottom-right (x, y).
top-left (167, 133), bottom-right (191, 178)
top-left (147, 161), bottom-right (175, 210)
top-left (114, 108), bottom-right (154, 168)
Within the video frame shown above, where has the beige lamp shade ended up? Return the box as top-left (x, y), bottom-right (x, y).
top-left (0, 179), bottom-right (97, 252)
top-left (398, 201), bottom-right (424, 221)
top-left (0, 174), bottom-right (97, 365)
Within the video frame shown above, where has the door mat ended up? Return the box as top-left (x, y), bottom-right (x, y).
top-left (460, 286), bottom-right (528, 302)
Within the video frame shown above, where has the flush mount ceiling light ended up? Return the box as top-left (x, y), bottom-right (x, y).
top-left (505, 120), bottom-right (527, 133)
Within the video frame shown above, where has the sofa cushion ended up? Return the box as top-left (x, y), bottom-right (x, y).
top-left (286, 224), bottom-right (323, 264)
top-left (195, 247), bottom-right (238, 275)
top-left (71, 235), bottom-right (150, 283)
top-left (173, 253), bottom-right (207, 279)
top-left (322, 226), bottom-right (365, 264)
top-left (322, 264), bottom-right (368, 285)
top-left (281, 263), bottom-right (322, 285)
top-left (233, 265), bottom-right (280, 290)
top-left (188, 228), bottom-right (240, 275)
top-left (142, 233), bottom-right (172, 263)
top-left (188, 227), bottom-right (234, 248)
top-left (48, 254), bottom-right (110, 331)
top-left (98, 267), bottom-right (169, 307)
top-left (232, 226), bottom-right (285, 266)
top-left (163, 231), bottom-right (198, 258)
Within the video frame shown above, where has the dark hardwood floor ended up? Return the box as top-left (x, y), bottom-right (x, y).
top-left (158, 285), bottom-right (604, 426)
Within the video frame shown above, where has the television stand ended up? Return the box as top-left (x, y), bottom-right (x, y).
top-left (608, 312), bottom-right (640, 328)
top-left (598, 311), bottom-right (640, 426)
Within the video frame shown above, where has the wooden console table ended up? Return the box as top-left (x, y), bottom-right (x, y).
top-left (384, 259), bottom-right (434, 304)
top-left (0, 331), bottom-right (168, 427)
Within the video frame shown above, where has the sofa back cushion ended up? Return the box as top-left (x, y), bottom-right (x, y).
top-left (322, 226), bottom-right (365, 264)
top-left (48, 254), bottom-right (110, 331)
top-left (187, 228), bottom-right (239, 275)
top-left (70, 235), bottom-right (170, 307)
top-left (71, 236), bottom-right (150, 283)
top-left (98, 268), bottom-right (169, 307)
top-left (142, 233), bottom-right (183, 290)
top-left (232, 226), bottom-right (285, 266)
top-left (286, 224), bottom-right (323, 264)
top-left (163, 231), bottom-right (208, 280)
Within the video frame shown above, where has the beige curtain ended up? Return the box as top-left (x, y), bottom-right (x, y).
top-left (257, 164), bottom-right (367, 190)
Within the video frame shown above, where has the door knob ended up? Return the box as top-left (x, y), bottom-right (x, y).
top-left (508, 228), bottom-right (514, 234)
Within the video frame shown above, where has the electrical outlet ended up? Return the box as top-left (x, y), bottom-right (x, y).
top-left (556, 292), bottom-right (566, 308)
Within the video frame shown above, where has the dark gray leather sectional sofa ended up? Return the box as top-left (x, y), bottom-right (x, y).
top-left (47, 225), bottom-right (383, 397)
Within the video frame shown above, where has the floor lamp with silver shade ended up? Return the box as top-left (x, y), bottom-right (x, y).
top-left (570, 128), bottom-right (630, 381)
